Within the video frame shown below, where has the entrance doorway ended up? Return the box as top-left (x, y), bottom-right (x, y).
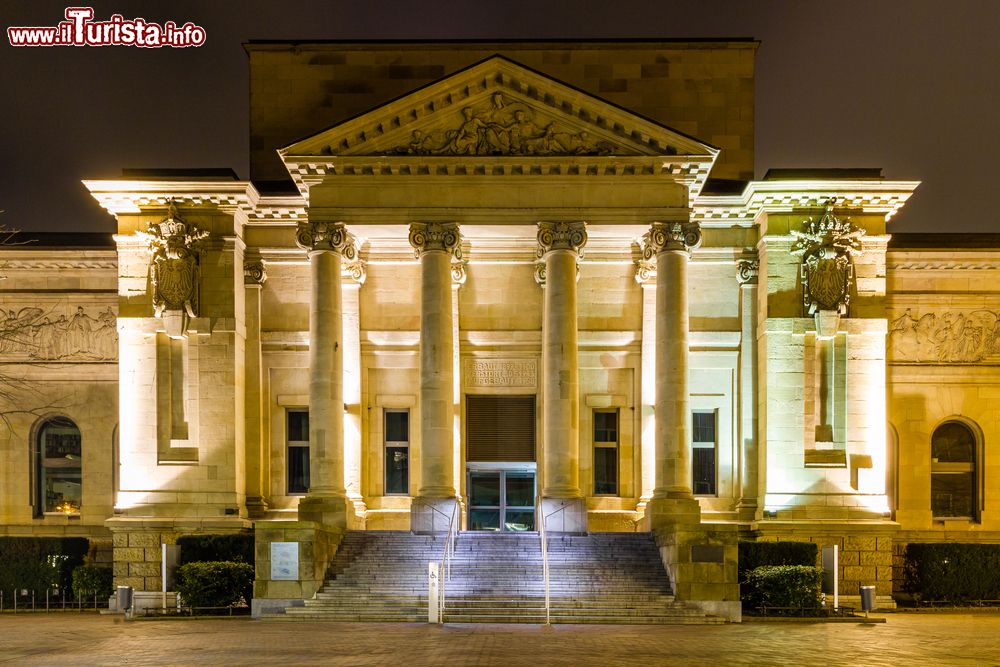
top-left (467, 469), bottom-right (536, 531)
top-left (465, 394), bottom-right (536, 531)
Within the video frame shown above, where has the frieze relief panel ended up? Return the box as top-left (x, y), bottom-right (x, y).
top-left (0, 305), bottom-right (117, 361)
top-left (337, 93), bottom-right (629, 158)
top-left (464, 358), bottom-right (538, 388)
top-left (890, 308), bottom-right (1000, 363)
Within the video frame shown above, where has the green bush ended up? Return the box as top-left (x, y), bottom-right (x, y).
top-left (738, 541), bottom-right (818, 581)
top-left (72, 565), bottom-right (113, 599)
top-left (903, 543), bottom-right (1000, 603)
top-left (177, 534), bottom-right (255, 566)
top-left (738, 541), bottom-right (818, 605)
top-left (744, 565), bottom-right (823, 610)
top-left (175, 561), bottom-right (254, 608)
top-left (0, 537), bottom-right (89, 606)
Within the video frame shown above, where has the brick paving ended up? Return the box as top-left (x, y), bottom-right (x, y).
top-left (0, 613), bottom-right (998, 666)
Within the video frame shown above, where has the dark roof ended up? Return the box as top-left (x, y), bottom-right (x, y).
top-left (763, 168), bottom-right (884, 181)
top-left (701, 178), bottom-right (748, 195)
top-left (121, 168), bottom-right (240, 181)
top-left (244, 38), bottom-right (758, 49)
top-left (3, 232), bottom-right (115, 249)
top-left (889, 233), bottom-right (1000, 250)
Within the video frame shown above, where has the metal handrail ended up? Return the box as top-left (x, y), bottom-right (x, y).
top-left (536, 497), bottom-right (550, 625)
top-left (438, 500), bottom-right (459, 622)
top-left (537, 499), bottom-right (573, 626)
top-left (413, 496), bottom-right (460, 624)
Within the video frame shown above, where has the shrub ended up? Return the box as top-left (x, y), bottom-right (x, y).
top-left (738, 541), bottom-right (818, 581)
top-left (0, 537), bottom-right (89, 606)
top-left (903, 543), bottom-right (1000, 603)
top-left (744, 565), bottom-right (823, 610)
top-left (175, 561), bottom-right (254, 608)
top-left (177, 534), bottom-right (255, 566)
top-left (72, 565), bottom-right (113, 599)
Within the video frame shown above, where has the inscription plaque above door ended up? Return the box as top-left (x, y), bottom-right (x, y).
top-left (464, 358), bottom-right (537, 388)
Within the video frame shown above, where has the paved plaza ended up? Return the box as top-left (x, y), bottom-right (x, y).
top-left (0, 613), bottom-right (998, 666)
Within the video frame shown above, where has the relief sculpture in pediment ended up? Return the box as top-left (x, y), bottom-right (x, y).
top-left (388, 94), bottom-right (615, 156)
top-left (890, 309), bottom-right (1000, 363)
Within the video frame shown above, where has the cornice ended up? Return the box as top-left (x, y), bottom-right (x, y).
top-left (693, 180), bottom-right (920, 225)
top-left (887, 250), bottom-right (1000, 271)
top-left (83, 180), bottom-right (260, 217)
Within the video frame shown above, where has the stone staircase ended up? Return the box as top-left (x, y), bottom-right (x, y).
top-left (264, 530), bottom-right (723, 624)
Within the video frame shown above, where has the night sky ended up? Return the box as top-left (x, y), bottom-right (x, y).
top-left (3, 0), bottom-right (999, 234)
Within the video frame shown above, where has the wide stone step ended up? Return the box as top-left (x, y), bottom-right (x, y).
top-left (269, 530), bottom-right (722, 626)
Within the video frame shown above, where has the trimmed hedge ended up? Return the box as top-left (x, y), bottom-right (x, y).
top-left (175, 561), bottom-right (254, 608)
top-left (72, 564), bottom-right (113, 599)
top-left (744, 565), bottom-right (824, 610)
top-left (903, 543), bottom-right (1000, 603)
top-left (177, 534), bottom-right (254, 566)
top-left (0, 537), bottom-right (89, 605)
top-left (738, 541), bottom-right (818, 581)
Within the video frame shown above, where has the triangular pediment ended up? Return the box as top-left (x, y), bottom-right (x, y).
top-left (280, 55), bottom-right (718, 160)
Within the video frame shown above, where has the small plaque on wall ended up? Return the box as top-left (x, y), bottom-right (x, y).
top-left (270, 542), bottom-right (299, 580)
top-left (691, 544), bottom-right (725, 563)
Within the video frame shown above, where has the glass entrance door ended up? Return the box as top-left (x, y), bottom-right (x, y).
top-left (467, 470), bottom-right (536, 532)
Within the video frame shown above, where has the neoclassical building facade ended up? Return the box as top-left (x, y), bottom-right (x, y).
top-left (0, 40), bottom-right (992, 619)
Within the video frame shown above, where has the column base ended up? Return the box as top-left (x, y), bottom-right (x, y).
top-left (297, 495), bottom-right (348, 530)
top-left (540, 497), bottom-right (587, 533)
top-left (644, 495), bottom-right (702, 531)
top-left (735, 498), bottom-right (760, 523)
top-left (411, 497), bottom-right (458, 533)
top-left (246, 496), bottom-right (269, 520)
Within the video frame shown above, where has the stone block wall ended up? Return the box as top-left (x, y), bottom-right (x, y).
top-left (248, 40), bottom-right (757, 185)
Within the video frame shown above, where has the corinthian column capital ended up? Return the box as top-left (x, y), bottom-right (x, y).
top-left (296, 220), bottom-right (355, 255)
top-left (409, 222), bottom-right (460, 257)
top-left (642, 221), bottom-right (701, 258)
top-left (537, 221), bottom-right (587, 257)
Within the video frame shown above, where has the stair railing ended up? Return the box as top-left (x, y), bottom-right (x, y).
top-left (412, 496), bottom-right (460, 623)
top-left (536, 497), bottom-right (550, 625)
top-left (439, 499), bottom-right (459, 622)
top-left (537, 499), bottom-right (573, 626)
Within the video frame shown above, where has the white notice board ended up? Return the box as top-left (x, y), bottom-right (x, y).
top-left (270, 542), bottom-right (299, 580)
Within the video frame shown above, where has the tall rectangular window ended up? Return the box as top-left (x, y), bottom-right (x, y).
top-left (692, 411), bottom-right (717, 495)
top-left (385, 409), bottom-right (409, 495)
top-left (287, 409), bottom-right (309, 495)
top-left (593, 409), bottom-right (619, 496)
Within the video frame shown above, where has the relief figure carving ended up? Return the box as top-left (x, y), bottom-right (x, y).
top-left (890, 308), bottom-right (1000, 363)
top-left (0, 306), bottom-right (117, 360)
top-left (387, 94), bottom-right (615, 157)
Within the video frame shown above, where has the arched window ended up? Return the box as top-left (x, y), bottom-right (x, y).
top-left (34, 417), bottom-right (82, 516)
top-left (931, 421), bottom-right (977, 519)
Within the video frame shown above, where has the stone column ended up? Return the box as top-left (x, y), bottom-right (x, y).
top-left (295, 220), bottom-right (356, 528)
top-left (342, 252), bottom-right (367, 528)
top-left (537, 221), bottom-right (587, 532)
top-left (243, 256), bottom-right (268, 518)
top-left (409, 222), bottom-right (461, 532)
top-left (644, 221), bottom-right (702, 528)
top-left (736, 258), bottom-right (760, 520)
top-left (635, 258), bottom-right (657, 514)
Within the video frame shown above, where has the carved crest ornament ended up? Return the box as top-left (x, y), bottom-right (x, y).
top-left (138, 202), bottom-right (209, 322)
top-left (384, 94), bottom-right (616, 157)
top-left (791, 201), bottom-right (865, 337)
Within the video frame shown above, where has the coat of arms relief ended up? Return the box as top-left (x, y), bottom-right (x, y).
top-left (138, 202), bottom-right (209, 337)
top-left (791, 200), bottom-right (866, 338)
